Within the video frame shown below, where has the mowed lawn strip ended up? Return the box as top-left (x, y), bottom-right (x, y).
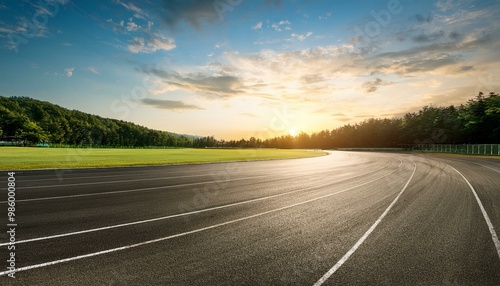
top-left (0, 147), bottom-right (327, 170)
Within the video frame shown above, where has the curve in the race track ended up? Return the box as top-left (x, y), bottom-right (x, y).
top-left (0, 151), bottom-right (499, 285)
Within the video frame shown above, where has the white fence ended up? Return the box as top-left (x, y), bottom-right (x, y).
top-left (409, 144), bottom-right (500, 156)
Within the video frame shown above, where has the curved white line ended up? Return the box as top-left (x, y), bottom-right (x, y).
top-left (17, 173), bottom-right (229, 189)
top-left (447, 165), bottom-right (500, 260)
top-left (17, 160), bottom-right (382, 190)
top-left (313, 159), bottom-right (417, 286)
top-left (0, 158), bottom-right (404, 276)
top-left (0, 159), bottom-right (400, 246)
top-left (0, 157), bottom-right (391, 203)
top-left (0, 175), bottom-right (271, 203)
top-left (477, 163), bottom-right (500, 174)
top-left (18, 164), bottom-right (354, 189)
top-left (15, 171), bottom-right (201, 183)
top-left (440, 156), bottom-right (500, 174)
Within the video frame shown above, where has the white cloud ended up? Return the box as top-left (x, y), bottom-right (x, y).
top-left (435, 0), bottom-right (466, 12)
top-left (127, 35), bottom-right (176, 53)
top-left (271, 20), bottom-right (291, 32)
top-left (51, 0), bottom-right (70, 4)
top-left (148, 37), bottom-right (176, 51)
top-left (87, 67), bottom-right (99, 74)
top-left (32, 0), bottom-right (69, 16)
top-left (34, 4), bottom-right (54, 16)
top-left (128, 38), bottom-right (147, 53)
top-left (121, 0), bottom-right (499, 124)
top-left (139, 43), bottom-right (359, 102)
top-left (318, 12), bottom-right (332, 20)
top-left (252, 21), bottom-right (263, 30)
top-left (116, 0), bottom-right (147, 18)
top-left (0, 1), bottom-right (69, 50)
top-left (435, 8), bottom-right (489, 26)
top-left (65, 68), bottom-right (74, 77)
top-left (126, 21), bottom-right (139, 31)
top-left (0, 26), bottom-right (16, 34)
top-left (9, 20), bottom-right (49, 39)
top-left (290, 32), bottom-right (313, 41)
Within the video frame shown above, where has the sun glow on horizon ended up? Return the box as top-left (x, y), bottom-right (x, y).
top-left (1, 1), bottom-right (498, 140)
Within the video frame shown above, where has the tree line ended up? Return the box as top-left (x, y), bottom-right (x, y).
top-left (0, 96), bottom-right (194, 147)
top-left (242, 92), bottom-right (499, 149)
top-left (0, 92), bottom-right (499, 148)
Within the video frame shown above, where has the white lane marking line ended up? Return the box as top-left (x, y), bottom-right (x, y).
top-left (17, 155), bottom-right (378, 187)
top-left (448, 165), bottom-right (500, 260)
top-left (17, 174), bottom-right (225, 189)
top-left (0, 175), bottom-right (271, 203)
top-left (14, 171), bottom-right (189, 183)
top-left (0, 159), bottom-right (404, 276)
top-left (14, 154), bottom-right (346, 184)
top-left (477, 163), bottom-right (500, 174)
top-left (435, 156), bottom-right (500, 174)
top-left (19, 160), bottom-right (348, 183)
top-left (313, 159), bottom-right (417, 286)
top-left (0, 181), bottom-right (342, 246)
top-left (18, 167), bottom-right (337, 189)
top-left (17, 161), bottom-right (341, 183)
top-left (0, 158), bottom-right (392, 204)
top-left (0, 160), bottom-right (400, 246)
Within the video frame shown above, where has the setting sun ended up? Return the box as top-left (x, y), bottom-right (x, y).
top-left (289, 128), bottom-right (297, 136)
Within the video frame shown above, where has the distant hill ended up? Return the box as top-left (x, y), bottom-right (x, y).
top-left (0, 96), bottom-right (196, 147)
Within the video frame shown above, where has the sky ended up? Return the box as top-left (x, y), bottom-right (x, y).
top-left (0, 0), bottom-right (499, 140)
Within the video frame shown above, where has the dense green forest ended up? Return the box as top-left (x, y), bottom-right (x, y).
top-left (0, 92), bottom-right (499, 149)
top-left (0, 96), bottom-right (195, 147)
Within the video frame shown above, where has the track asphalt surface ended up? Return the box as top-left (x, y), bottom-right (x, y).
top-left (1, 151), bottom-right (499, 285)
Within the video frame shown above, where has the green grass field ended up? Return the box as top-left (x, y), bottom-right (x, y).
top-left (0, 147), bottom-right (327, 170)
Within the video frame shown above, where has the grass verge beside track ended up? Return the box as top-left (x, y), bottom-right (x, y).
top-left (0, 147), bottom-right (327, 170)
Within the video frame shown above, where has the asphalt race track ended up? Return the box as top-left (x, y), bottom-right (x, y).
top-left (1, 151), bottom-right (500, 285)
